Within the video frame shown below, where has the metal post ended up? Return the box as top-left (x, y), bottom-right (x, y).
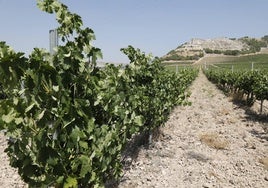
top-left (49, 29), bottom-right (58, 55)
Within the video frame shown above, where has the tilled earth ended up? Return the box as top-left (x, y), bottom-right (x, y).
top-left (0, 71), bottom-right (267, 188)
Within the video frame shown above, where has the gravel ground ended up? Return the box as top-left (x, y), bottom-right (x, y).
top-left (0, 71), bottom-right (267, 188)
top-left (0, 131), bottom-right (26, 187)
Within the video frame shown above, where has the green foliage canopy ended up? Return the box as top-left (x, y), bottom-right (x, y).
top-left (0, 0), bottom-right (197, 187)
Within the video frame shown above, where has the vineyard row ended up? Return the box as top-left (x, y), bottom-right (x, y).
top-left (0, 0), bottom-right (198, 187)
top-left (204, 68), bottom-right (268, 113)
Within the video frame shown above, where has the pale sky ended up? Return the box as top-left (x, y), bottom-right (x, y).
top-left (0, 0), bottom-right (267, 63)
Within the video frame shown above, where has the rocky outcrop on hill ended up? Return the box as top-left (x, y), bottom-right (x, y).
top-left (185, 38), bottom-right (248, 51)
top-left (162, 36), bottom-right (268, 62)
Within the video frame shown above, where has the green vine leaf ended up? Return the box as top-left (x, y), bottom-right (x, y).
top-left (63, 176), bottom-right (78, 188)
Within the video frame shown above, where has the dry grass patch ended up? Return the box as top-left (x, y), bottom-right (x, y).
top-left (259, 157), bottom-right (268, 170)
top-left (200, 133), bottom-right (229, 150)
top-left (229, 91), bottom-right (244, 102)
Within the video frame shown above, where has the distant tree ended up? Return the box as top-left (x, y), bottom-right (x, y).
top-left (261, 35), bottom-right (268, 46)
top-left (213, 50), bottom-right (222, 54)
top-left (204, 48), bottom-right (213, 53)
top-left (240, 38), bottom-right (266, 53)
top-left (223, 50), bottom-right (240, 56)
top-left (199, 52), bottom-right (204, 57)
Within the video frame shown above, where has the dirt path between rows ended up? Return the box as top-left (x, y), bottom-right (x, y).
top-left (0, 71), bottom-right (267, 188)
top-left (0, 132), bottom-right (26, 187)
top-left (118, 71), bottom-right (268, 188)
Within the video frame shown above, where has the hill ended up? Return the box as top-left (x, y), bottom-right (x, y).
top-left (162, 36), bottom-right (268, 63)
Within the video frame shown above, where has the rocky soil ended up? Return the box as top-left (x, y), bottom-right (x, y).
top-left (118, 71), bottom-right (268, 188)
top-left (0, 71), bottom-right (267, 188)
top-left (0, 131), bottom-right (26, 187)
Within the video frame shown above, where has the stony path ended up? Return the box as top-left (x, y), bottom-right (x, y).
top-left (0, 71), bottom-right (267, 187)
top-left (119, 71), bottom-right (268, 188)
top-left (0, 131), bottom-right (26, 187)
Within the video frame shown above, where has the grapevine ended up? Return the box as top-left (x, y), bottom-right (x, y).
top-left (0, 0), bottom-right (197, 187)
top-left (204, 68), bottom-right (268, 113)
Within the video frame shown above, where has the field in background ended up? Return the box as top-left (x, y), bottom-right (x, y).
top-left (164, 64), bottom-right (193, 72)
top-left (163, 54), bottom-right (268, 71)
top-left (207, 54), bottom-right (268, 71)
